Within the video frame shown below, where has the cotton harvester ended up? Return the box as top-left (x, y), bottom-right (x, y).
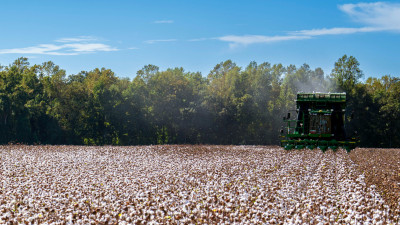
top-left (280, 92), bottom-right (358, 152)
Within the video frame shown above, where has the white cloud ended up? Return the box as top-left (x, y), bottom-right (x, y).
top-left (154, 20), bottom-right (174, 24)
top-left (0, 37), bottom-right (118, 55)
top-left (144, 39), bottom-right (177, 44)
top-left (293, 27), bottom-right (384, 36)
top-left (339, 2), bottom-right (400, 30)
top-left (63, 43), bottom-right (117, 52)
top-left (55, 36), bottom-right (98, 43)
top-left (295, 2), bottom-right (400, 36)
top-left (0, 44), bottom-right (77, 55)
top-left (217, 35), bottom-right (311, 48)
top-left (188, 38), bottom-right (211, 42)
top-left (217, 2), bottom-right (400, 48)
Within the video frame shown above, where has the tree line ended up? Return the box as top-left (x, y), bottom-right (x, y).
top-left (0, 55), bottom-right (399, 147)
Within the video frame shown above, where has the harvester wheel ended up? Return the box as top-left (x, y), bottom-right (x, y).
top-left (307, 145), bottom-right (316, 150)
top-left (319, 145), bottom-right (328, 152)
top-left (284, 145), bottom-right (294, 150)
top-left (330, 146), bottom-right (338, 151)
top-left (344, 146), bottom-right (352, 153)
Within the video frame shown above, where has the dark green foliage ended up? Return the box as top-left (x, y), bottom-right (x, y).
top-left (0, 56), bottom-right (398, 147)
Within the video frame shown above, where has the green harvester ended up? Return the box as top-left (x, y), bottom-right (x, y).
top-left (280, 93), bottom-right (358, 152)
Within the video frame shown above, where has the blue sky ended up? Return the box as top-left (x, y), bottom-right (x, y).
top-left (0, 0), bottom-right (399, 79)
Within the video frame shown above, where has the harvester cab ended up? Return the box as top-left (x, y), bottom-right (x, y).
top-left (280, 92), bottom-right (358, 152)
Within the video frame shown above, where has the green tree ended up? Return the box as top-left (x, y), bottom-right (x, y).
top-left (147, 67), bottom-right (197, 144)
top-left (365, 76), bottom-right (400, 147)
top-left (331, 55), bottom-right (363, 92)
top-left (0, 58), bottom-right (45, 143)
top-left (1, 56), bottom-right (398, 148)
top-left (206, 60), bottom-right (242, 144)
top-left (330, 55), bottom-right (364, 143)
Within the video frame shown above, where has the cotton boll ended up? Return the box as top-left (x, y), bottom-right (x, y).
top-left (0, 146), bottom-right (396, 223)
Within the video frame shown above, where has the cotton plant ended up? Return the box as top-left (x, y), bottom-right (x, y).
top-left (0, 145), bottom-right (397, 224)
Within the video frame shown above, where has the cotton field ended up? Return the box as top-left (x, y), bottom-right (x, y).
top-left (0, 145), bottom-right (398, 224)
